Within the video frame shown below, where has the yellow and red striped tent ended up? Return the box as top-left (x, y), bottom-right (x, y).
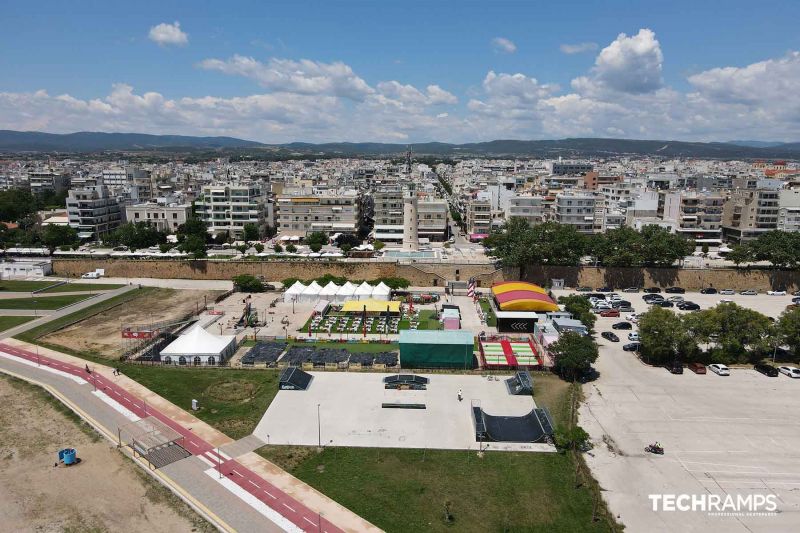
top-left (491, 282), bottom-right (559, 312)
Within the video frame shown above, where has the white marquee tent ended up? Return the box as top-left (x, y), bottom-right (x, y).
top-left (320, 281), bottom-right (340, 300)
top-left (335, 281), bottom-right (356, 303)
top-left (354, 281), bottom-right (374, 300)
top-left (300, 281), bottom-right (323, 303)
top-left (372, 281), bottom-right (391, 300)
top-left (160, 324), bottom-right (236, 366)
top-left (284, 281), bottom-right (306, 303)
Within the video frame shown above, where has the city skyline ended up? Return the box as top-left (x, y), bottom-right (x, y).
top-left (2, 0), bottom-right (800, 143)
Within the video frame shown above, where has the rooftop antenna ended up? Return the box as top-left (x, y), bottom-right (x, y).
top-left (405, 145), bottom-right (413, 175)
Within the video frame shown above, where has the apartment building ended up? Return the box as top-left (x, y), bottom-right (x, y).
top-left (372, 187), bottom-right (404, 242)
top-left (582, 172), bottom-right (622, 191)
top-left (194, 183), bottom-right (267, 239)
top-left (125, 202), bottom-right (192, 233)
top-left (276, 189), bottom-right (361, 236)
top-left (552, 161), bottom-right (593, 175)
top-left (660, 190), bottom-right (724, 242)
top-left (722, 189), bottom-right (780, 242)
top-left (28, 169), bottom-right (70, 194)
top-left (554, 191), bottom-right (604, 234)
top-left (777, 189), bottom-right (800, 233)
top-left (66, 182), bottom-right (121, 240)
top-left (505, 195), bottom-right (545, 226)
top-left (417, 198), bottom-right (449, 241)
top-left (465, 195), bottom-right (492, 236)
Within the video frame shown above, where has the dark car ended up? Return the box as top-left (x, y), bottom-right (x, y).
top-left (622, 287), bottom-right (640, 293)
top-left (666, 361), bottom-right (684, 374)
top-left (576, 366), bottom-right (600, 383)
top-left (665, 287), bottom-right (686, 294)
top-left (754, 362), bottom-right (779, 377)
top-left (700, 288), bottom-right (718, 294)
top-left (623, 342), bottom-right (641, 351)
top-left (688, 362), bottom-right (706, 374)
top-left (643, 293), bottom-right (665, 303)
top-left (643, 287), bottom-right (662, 293)
top-left (601, 331), bottom-right (620, 342)
top-left (576, 286), bottom-right (592, 292)
top-left (610, 300), bottom-right (632, 308)
top-left (793, 290), bottom-right (800, 297)
top-left (679, 302), bottom-right (700, 311)
top-left (612, 321), bottom-right (633, 330)
top-left (654, 300), bottom-right (674, 307)
top-left (596, 286), bottom-right (612, 292)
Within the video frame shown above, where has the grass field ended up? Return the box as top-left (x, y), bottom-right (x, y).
top-left (0, 294), bottom-right (92, 310)
top-left (0, 316), bottom-right (36, 332)
top-left (40, 282), bottom-right (125, 293)
top-left (258, 374), bottom-right (618, 533)
top-left (287, 340), bottom-right (398, 353)
top-left (120, 366), bottom-right (279, 439)
top-left (0, 280), bottom-right (58, 292)
top-left (479, 298), bottom-right (497, 327)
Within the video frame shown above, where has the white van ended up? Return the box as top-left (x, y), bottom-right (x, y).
top-left (81, 271), bottom-right (100, 279)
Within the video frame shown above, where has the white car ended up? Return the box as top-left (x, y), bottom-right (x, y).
top-left (719, 298), bottom-right (734, 304)
top-left (767, 290), bottom-right (787, 296)
top-left (708, 364), bottom-right (730, 376)
top-left (593, 302), bottom-right (612, 311)
top-left (626, 313), bottom-right (640, 323)
top-left (719, 289), bottom-right (735, 295)
top-left (668, 295), bottom-right (684, 302)
top-left (628, 332), bottom-right (640, 341)
top-left (779, 366), bottom-right (800, 378)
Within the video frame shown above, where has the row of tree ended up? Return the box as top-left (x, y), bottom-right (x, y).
top-left (727, 231), bottom-right (800, 269)
top-left (484, 219), bottom-right (694, 276)
top-left (638, 304), bottom-right (800, 365)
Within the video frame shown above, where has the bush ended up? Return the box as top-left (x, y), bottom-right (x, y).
top-left (554, 426), bottom-right (590, 452)
top-left (286, 244), bottom-right (297, 253)
top-left (254, 243), bottom-right (264, 253)
top-left (309, 242), bottom-right (322, 253)
top-left (273, 243), bottom-right (283, 253)
top-left (159, 243), bottom-right (173, 253)
top-left (373, 240), bottom-right (385, 251)
top-left (232, 274), bottom-right (265, 293)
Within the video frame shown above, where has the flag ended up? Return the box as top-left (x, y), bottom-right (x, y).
top-left (362, 305), bottom-right (367, 337)
top-left (467, 277), bottom-right (476, 298)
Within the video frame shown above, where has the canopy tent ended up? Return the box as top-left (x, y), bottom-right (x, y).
top-left (160, 324), bottom-right (236, 366)
top-left (491, 281), bottom-right (559, 312)
top-left (335, 281), bottom-right (356, 303)
top-left (284, 281), bottom-right (306, 303)
top-left (341, 299), bottom-right (401, 314)
top-left (300, 281), bottom-right (322, 303)
top-left (319, 281), bottom-right (340, 299)
top-left (354, 281), bottom-right (374, 300)
top-left (372, 281), bottom-right (391, 300)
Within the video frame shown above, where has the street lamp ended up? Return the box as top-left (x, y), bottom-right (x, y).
top-left (317, 403), bottom-right (321, 447)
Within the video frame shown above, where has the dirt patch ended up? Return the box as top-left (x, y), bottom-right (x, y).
top-left (205, 380), bottom-right (258, 402)
top-left (0, 374), bottom-right (213, 532)
top-left (41, 288), bottom-right (223, 359)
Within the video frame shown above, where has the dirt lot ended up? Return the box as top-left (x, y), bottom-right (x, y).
top-left (0, 374), bottom-right (212, 532)
top-left (41, 288), bottom-right (223, 359)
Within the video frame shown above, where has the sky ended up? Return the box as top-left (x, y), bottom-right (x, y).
top-left (2, 0), bottom-right (800, 144)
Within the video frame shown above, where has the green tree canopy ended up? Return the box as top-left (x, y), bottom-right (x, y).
top-left (40, 224), bottom-right (78, 249)
top-left (729, 231), bottom-right (800, 269)
top-left (557, 295), bottom-right (596, 332)
top-left (104, 222), bottom-right (167, 250)
top-left (638, 306), bottom-right (696, 365)
top-left (683, 302), bottom-right (775, 363)
top-left (778, 307), bottom-right (800, 359)
top-left (232, 274), bottom-right (265, 292)
top-left (550, 331), bottom-right (599, 381)
top-left (305, 232), bottom-right (328, 247)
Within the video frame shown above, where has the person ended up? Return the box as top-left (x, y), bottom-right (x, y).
top-left (85, 364), bottom-right (90, 374)
top-left (457, 388), bottom-right (463, 402)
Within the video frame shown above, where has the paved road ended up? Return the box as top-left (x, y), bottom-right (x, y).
top-left (0, 342), bottom-right (344, 533)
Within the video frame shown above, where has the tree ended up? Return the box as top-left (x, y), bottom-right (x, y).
top-left (236, 244), bottom-right (248, 254)
top-left (684, 302), bottom-right (774, 363)
top-left (180, 234), bottom-right (207, 258)
top-left (550, 331), bottom-right (599, 381)
top-left (273, 243), bottom-right (283, 253)
top-left (557, 295), bottom-right (596, 332)
top-left (334, 233), bottom-right (361, 249)
top-left (748, 231), bottom-right (800, 269)
top-left (554, 426), bottom-right (590, 452)
top-left (701, 243), bottom-right (710, 254)
top-left (105, 222), bottom-right (167, 250)
top-left (40, 224), bottom-right (78, 249)
top-left (232, 274), bottom-right (264, 292)
top-left (177, 217), bottom-right (208, 241)
top-left (286, 243), bottom-right (297, 253)
top-left (340, 243), bottom-right (352, 255)
top-left (727, 244), bottom-right (754, 266)
top-left (309, 242), bottom-right (322, 253)
top-left (0, 189), bottom-right (37, 222)
top-left (254, 243), bottom-right (264, 253)
top-left (778, 307), bottom-right (800, 359)
top-left (639, 225), bottom-right (694, 267)
top-left (159, 243), bottom-right (173, 253)
top-left (590, 226), bottom-right (644, 267)
top-left (373, 240), bottom-right (385, 251)
top-left (243, 223), bottom-right (259, 243)
top-left (638, 307), bottom-right (695, 365)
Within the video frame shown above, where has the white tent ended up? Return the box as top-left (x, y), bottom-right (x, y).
top-left (335, 281), bottom-right (356, 303)
top-left (354, 281), bottom-right (374, 300)
top-left (160, 324), bottom-right (236, 366)
top-left (372, 281), bottom-right (391, 300)
top-left (320, 281), bottom-right (340, 299)
top-left (284, 281), bottom-right (306, 303)
top-left (300, 280), bottom-right (323, 303)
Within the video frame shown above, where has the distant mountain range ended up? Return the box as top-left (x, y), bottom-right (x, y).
top-left (2, 129), bottom-right (800, 159)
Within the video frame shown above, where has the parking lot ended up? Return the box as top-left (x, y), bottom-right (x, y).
top-left (557, 288), bottom-right (800, 532)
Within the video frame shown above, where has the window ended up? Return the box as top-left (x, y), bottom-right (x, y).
top-left (163, 356), bottom-right (172, 365)
top-left (178, 356), bottom-right (187, 366)
top-left (173, 213), bottom-right (177, 219)
top-left (208, 356), bottom-right (216, 366)
top-left (193, 356), bottom-right (201, 366)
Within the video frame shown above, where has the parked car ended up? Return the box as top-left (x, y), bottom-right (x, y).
top-left (643, 287), bottom-right (662, 293)
top-left (576, 286), bottom-right (592, 292)
top-left (600, 309), bottom-right (621, 317)
top-left (622, 287), bottom-right (640, 293)
top-left (596, 286), bottom-right (613, 292)
top-left (767, 290), bottom-right (787, 296)
top-left (654, 300), bottom-right (674, 308)
top-left (643, 294), bottom-right (665, 303)
top-left (601, 331), bottom-right (620, 342)
top-left (779, 366), bottom-right (800, 378)
top-left (665, 287), bottom-right (686, 294)
top-left (610, 300), bottom-right (632, 309)
top-left (708, 363), bottom-right (730, 376)
top-left (628, 332), bottom-right (640, 341)
top-left (792, 297), bottom-right (800, 304)
top-left (700, 288), bottom-right (718, 294)
top-left (612, 321), bottom-right (633, 330)
top-left (626, 313), bottom-right (640, 323)
top-left (719, 289), bottom-right (735, 295)
top-left (679, 302), bottom-right (701, 311)
top-left (740, 289), bottom-right (758, 295)
top-left (719, 298), bottom-right (734, 304)
top-left (688, 362), bottom-right (706, 374)
top-left (623, 342), bottom-right (641, 352)
top-left (593, 302), bottom-right (612, 311)
top-left (793, 290), bottom-right (800, 297)
top-left (754, 362), bottom-right (779, 377)
top-left (666, 361), bottom-right (684, 374)
top-left (668, 295), bottom-right (685, 302)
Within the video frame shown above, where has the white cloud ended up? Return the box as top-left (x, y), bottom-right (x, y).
top-left (559, 42), bottom-right (598, 55)
top-left (491, 37), bottom-right (517, 54)
top-left (575, 28), bottom-right (663, 95)
top-left (148, 21), bottom-right (188, 47)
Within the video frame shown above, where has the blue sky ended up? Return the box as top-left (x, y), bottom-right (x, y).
top-left (2, 0), bottom-right (799, 143)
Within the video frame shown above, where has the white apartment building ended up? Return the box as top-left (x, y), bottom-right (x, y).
top-left (125, 202), bottom-right (192, 233)
top-left (660, 190), bottom-right (724, 243)
top-left (28, 169), bottom-right (70, 194)
top-left (194, 183), bottom-right (267, 239)
top-left (276, 189), bottom-right (361, 236)
top-left (417, 198), bottom-right (449, 241)
top-left (554, 191), bottom-right (604, 234)
top-left (465, 194), bottom-right (492, 236)
top-left (505, 195), bottom-right (545, 226)
top-left (66, 182), bottom-right (121, 240)
top-left (777, 189), bottom-right (800, 232)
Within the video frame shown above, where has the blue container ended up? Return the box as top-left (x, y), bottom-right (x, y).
top-left (59, 448), bottom-right (77, 465)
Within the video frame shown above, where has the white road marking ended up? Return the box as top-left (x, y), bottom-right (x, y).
top-left (282, 503), bottom-right (296, 513)
top-left (248, 480), bottom-right (259, 488)
top-left (231, 468), bottom-right (244, 477)
top-left (0, 351), bottom-right (87, 385)
top-left (216, 449), bottom-right (233, 461)
top-left (264, 490), bottom-right (277, 499)
top-left (91, 390), bottom-right (140, 421)
top-left (303, 517), bottom-right (316, 525)
top-left (196, 454), bottom-right (216, 468)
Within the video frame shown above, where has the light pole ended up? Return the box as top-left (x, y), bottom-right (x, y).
top-left (317, 403), bottom-right (321, 447)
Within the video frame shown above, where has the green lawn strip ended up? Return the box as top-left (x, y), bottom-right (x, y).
top-left (0, 280), bottom-right (60, 292)
top-left (0, 294), bottom-right (92, 310)
top-left (39, 282), bottom-right (126, 293)
top-left (257, 374), bottom-right (617, 533)
top-left (287, 340), bottom-right (398, 353)
top-left (120, 365), bottom-right (279, 440)
top-left (479, 298), bottom-right (497, 327)
top-left (0, 315), bottom-right (36, 332)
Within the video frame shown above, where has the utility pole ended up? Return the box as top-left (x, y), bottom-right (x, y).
top-left (317, 403), bottom-right (321, 447)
